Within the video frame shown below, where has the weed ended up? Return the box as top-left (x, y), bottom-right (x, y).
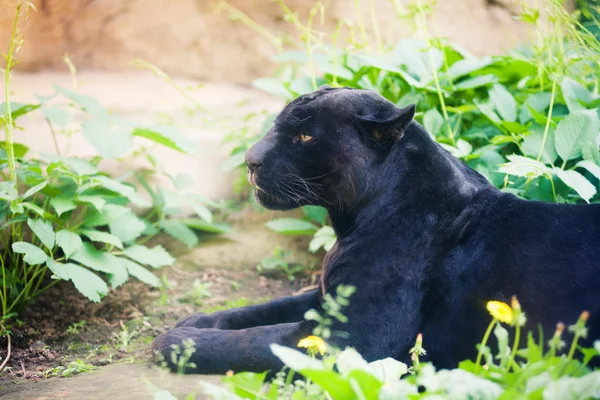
top-left (181, 279), bottom-right (213, 306)
top-left (112, 324), bottom-right (138, 353)
top-left (66, 320), bottom-right (86, 335)
top-left (257, 247), bottom-right (309, 281)
top-left (61, 359), bottom-right (97, 377)
top-left (0, 2), bottom-right (229, 322)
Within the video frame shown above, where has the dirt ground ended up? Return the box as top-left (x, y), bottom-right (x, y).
top-left (0, 207), bottom-right (323, 399)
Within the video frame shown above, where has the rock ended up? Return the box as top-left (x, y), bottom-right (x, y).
top-left (0, 0), bottom-right (573, 84)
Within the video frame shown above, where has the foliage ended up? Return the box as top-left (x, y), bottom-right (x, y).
top-left (257, 246), bottom-right (315, 281)
top-left (0, 2), bottom-right (227, 324)
top-left (203, 296), bottom-right (600, 400)
top-left (221, 0), bottom-right (600, 255)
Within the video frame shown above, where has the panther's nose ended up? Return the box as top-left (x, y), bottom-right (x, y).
top-left (245, 158), bottom-right (262, 173)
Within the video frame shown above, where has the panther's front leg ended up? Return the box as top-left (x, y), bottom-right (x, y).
top-left (175, 290), bottom-right (320, 330)
top-left (152, 320), bottom-right (314, 374)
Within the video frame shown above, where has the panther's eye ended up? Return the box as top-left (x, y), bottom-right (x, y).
top-left (298, 134), bottom-right (314, 143)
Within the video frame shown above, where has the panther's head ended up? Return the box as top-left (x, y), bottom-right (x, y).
top-left (245, 86), bottom-right (416, 211)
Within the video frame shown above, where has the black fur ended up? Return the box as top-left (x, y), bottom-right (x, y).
top-left (153, 87), bottom-right (600, 374)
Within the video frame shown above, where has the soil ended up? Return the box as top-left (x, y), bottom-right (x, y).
top-left (0, 207), bottom-right (323, 399)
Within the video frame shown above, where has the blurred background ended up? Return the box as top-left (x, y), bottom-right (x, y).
top-left (1, 0), bottom-right (576, 83)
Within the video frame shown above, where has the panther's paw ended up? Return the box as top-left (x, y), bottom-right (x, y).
top-left (175, 312), bottom-right (216, 328)
top-left (152, 327), bottom-right (202, 373)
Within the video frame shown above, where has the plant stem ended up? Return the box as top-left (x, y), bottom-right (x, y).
top-left (306, 3), bottom-right (324, 91)
top-left (353, 0), bottom-right (369, 49)
top-left (475, 319), bottom-right (496, 373)
top-left (566, 331), bottom-right (581, 361)
top-left (506, 325), bottom-right (521, 372)
top-left (536, 77), bottom-right (557, 162)
top-left (45, 118), bottom-right (61, 156)
top-left (416, 0), bottom-right (454, 144)
top-left (3, 2), bottom-right (25, 184)
top-left (0, 331), bottom-right (11, 374)
top-left (369, 0), bottom-right (382, 51)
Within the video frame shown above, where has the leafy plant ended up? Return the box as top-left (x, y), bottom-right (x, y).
top-left (256, 247), bottom-right (311, 281)
top-left (265, 206), bottom-right (335, 254)
top-left (66, 320), bottom-right (86, 335)
top-left (181, 279), bottom-right (213, 306)
top-left (0, 2), bottom-right (228, 324)
top-left (60, 359), bottom-right (97, 377)
top-left (200, 295), bottom-right (599, 400)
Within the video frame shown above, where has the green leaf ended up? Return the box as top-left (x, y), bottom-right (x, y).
top-left (124, 245), bottom-right (175, 268)
top-left (560, 77), bottom-right (592, 112)
top-left (446, 57), bottom-right (493, 80)
top-left (60, 157), bottom-right (99, 176)
top-left (498, 154), bottom-right (550, 179)
top-left (198, 383), bottom-right (244, 400)
top-left (553, 168), bottom-right (597, 202)
top-left (454, 75), bottom-right (497, 91)
top-left (109, 261), bottom-right (129, 289)
top-left (84, 204), bottom-right (129, 226)
top-left (12, 242), bottom-right (47, 265)
top-left (522, 125), bottom-right (558, 164)
top-left (221, 152), bottom-right (247, 173)
top-left (303, 205), bottom-right (328, 225)
top-left (118, 257), bottom-right (161, 287)
top-left (348, 370), bottom-right (383, 400)
top-left (50, 196), bottom-right (78, 216)
top-left (519, 92), bottom-right (551, 124)
top-left (189, 202), bottom-right (213, 223)
top-left (108, 211), bottom-right (146, 243)
top-left (71, 242), bottom-right (118, 273)
top-left (54, 85), bottom-right (108, 117)
top-left (379, 381), bottom-right (418, 400)
top-left (336, 348), bottom-right (368, 377)
top-left (252, 78), bottom-right (292, 99)
top-left (63, 263), bottom-right (109, 302)
top-left (423, 108), bottom-right (444, 136)
top-left (27, 218), bottom-right (55, 250)
top-left (489, 84), bottom-right (517, 122)
top-left (0, 102), bottom-right (40, 121)
top-left (363, 358), bottom-right (408, 383)
top-left (576, 160), bottom-right (600, 180)
top-left (222, 372), bottom-right (267, 399)
top-left (265, 218), bottom-right (318, 235)
top-left (543, 371), bottom-right (600, 400)
top-left (46, 258), bottom-right (70, 280)
top-left (0, 182), bottom-right (18, 201)
top-left (22, 202), bottom-right (46, 217)
top-left (55, 230), bottom-right (83, 260)
top-left (82, 119), bottom-right (133, 159)
top-left (0, 141), bottom-right (29, 158)
top-left (79, 229), bottom-right (124, 249)
top-left (41, 105), bottom-right (71, 127)
top-left (22, 181), bottom-right (47, 199)
top-left (180, 218), bottom-right (232, 234)
top-left (270, 344), bottom-right (325, 371)
top-left (93, 176), bottom-right (150, 207)
top-left (159, 220), bottom-right (199, 248)
top-left (133, 126), bottom-right (195, 155)
top-left (554, 110), bottom-right (600, 161)
top-left (76, 195), bottom-right (106, 211)
top-left (309, 226), bottom-right (336, 253)
top-left (300, 369), bottom-right (354, 399)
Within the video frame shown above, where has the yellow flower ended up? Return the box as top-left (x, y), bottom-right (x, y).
top-left (486, 300), bottom-right (514, 324)
top-left (297, 335), bottom-right (327, 356)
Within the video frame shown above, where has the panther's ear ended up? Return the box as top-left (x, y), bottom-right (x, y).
top-left (358, 103), bottom-right (416, 147)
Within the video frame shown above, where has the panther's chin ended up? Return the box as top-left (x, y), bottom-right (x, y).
top-left (254, 188), bottom-right (299, 211)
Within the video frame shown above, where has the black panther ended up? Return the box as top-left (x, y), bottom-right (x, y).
top-left (153, 86), bottom-right (600, 374)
